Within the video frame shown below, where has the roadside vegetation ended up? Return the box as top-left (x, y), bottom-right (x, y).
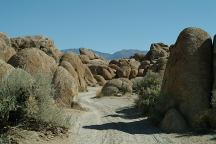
top-left (135, 71), bottom-right (162, 116)
top-left (0, 70), bottom-right (71, 142)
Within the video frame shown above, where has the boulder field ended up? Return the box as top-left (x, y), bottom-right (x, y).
top-left (1, 27), bottom-right (216, 132)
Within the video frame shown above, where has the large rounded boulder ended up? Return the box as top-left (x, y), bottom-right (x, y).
top-left (89, 65), bottom-right (115, 80)
top-left (53, 66), bottom-right (78, 106)
top-left (160, 108), bottom-right (187, 132)
top-left (60, 60), bottom-right (79, 82)
top-left (100, 78), bottom-right (133, 96)
top-left (10, 36), bottom-right (62, 61)
top-left (61, 53), bottom-right (97, 91)
top-left (144, 43), bottom-right (169, 61)
top-left (79, 48), bottom-right (100, 60)
top-left (158, 27), bottom-right (213, 128)
top-left (8, 48), bottom-right (57, 76)
top-left (110, 59), bottom-right (140, 79)
top-left (83, 65), bottom-right (97, 86)
top-left (94, 75), bottom-right (106, 86)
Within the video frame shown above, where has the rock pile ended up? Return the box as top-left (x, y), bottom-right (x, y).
top-left (0, 34), bottom-right (99, 107)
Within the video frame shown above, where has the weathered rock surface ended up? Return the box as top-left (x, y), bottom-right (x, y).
top-left (94, 75), bottom-right (106, 86)
top-left (83, 65), bottom-right (97, 87)
top-left (160, 109), bottom-right (187, 132)
top-left (144, 43), bottom-right (169, 61)
top-left (53, 66), bottom-right (78, 106)
top-left (10, 36), bottom-right (62, 61)
top-left (89, 65), bottom-right (115, 80)
top-left (138, 43), bottom-right (169, 77)
top-left (60, 61), bottom-right (79, 82)
top-left (159, 27), bottom-right (213, 128)
top-left (61, 53), bottom-right (96, 91)
top-left (80, 48), bottom-right (101, 60)
top-left (8, 48), bottom-right (57, 76)
top-left (100, 78), bottom-right (133, 96)
top-left (110, 59), bottom-right (140, 79)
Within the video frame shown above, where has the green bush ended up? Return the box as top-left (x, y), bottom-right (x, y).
top-left (0, 69), bottom-right (71, 129)
top-left (27, 72), bottom-right (71, 128)
top-left (0, 134), bottom-right (11, 144)
top-left (0, 69), bottom-right (34, 125)
top-left (135, 71), bottom-right (162, 116)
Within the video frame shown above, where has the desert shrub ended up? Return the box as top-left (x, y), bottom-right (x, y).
top-left (0, 69), bottom-right (34, 125)
top-left (0, 134), bottom-right (11, 144)
top-left (131, 77), bottom-right (144, 93)
top-left (28, 72), bottom-right (71, 128)
top-left (135, 71), bottom-right (162, 116)
top-left (0, 69), bottom-right (71, 129)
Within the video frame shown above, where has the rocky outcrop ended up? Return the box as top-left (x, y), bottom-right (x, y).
top-left (94, 75), bottom-right (106, 86)
top-left (79, 55), bottom-right (90, 64)
top-left (100, 78), bottom-right (133, 96)
top-left (130, 53), bottom-right (145, 62)
top-left (116, 65), bottom-right (131, 78)
top-left (60, 53), bottom-right (98, 91)
top-left (53, 66), bottom-right (78, 107)
top-left (80, 48), bottom-right (102, 60)
top-left (83, 65), bottom-right (97, 87)
top-left (144, 43), bottom-right (169, 61)
top-left (79, 48), bottom-right (112, 82)
top-left (158, 27), bottom-right (213, 128)
top-left (10, 36), bottom-right (62, 62)
top-left (60, 61), bottom-right (79, 82)
top-left (138, 43), bottom-right (169, 77)
top-left (89, 65), bottom-right (116, 80)
top-left (0, 33), bottom-right (16, 62)
top-left (8, 48), bottom-right (57, 76)
top-left (110, 59), bottom-right (140, 79)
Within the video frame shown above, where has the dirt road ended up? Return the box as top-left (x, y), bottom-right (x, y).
top-left (68, 87), bottom-right (216, 144)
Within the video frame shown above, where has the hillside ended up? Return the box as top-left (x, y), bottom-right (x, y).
top-left (62, 48), bottom-right (147, 60)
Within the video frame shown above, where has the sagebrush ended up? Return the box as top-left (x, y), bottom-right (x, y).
top-left (0, 69), bottom-right (71, 128)
top-left (135, 71), bottom-right (162, 116)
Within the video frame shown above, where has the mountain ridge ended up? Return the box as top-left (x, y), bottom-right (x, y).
top-left (61, 48), bottom-right (147, 60)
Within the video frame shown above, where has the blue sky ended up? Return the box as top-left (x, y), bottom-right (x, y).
top-left (1, 0), bottom-right (216, 53)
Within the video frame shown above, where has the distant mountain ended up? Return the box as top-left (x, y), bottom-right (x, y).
top-left (62, 48), bottom-right (147, 60)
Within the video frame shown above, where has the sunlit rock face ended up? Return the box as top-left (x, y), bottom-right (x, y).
top-left (159, 27), bottom-right (213, 129)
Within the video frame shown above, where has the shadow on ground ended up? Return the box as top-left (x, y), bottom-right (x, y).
top-left (83, 106), bottom-right (216, 141)
top-left (83, 118), bottom-right (161, 134)
top-left (104, 106), bottom-right (143, 120)
top-left (83, 106), bottom-right (161, 134)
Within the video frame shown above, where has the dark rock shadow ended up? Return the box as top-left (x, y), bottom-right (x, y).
top-left (104, 106), bottom-right (143, 120)
top-left (83, 118), bottom-right (162, 134)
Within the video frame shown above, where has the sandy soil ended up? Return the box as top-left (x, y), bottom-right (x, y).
top-left (68, 87), bottom-right (216, 144)
top-left (17, 87), bottom-right (216, 144)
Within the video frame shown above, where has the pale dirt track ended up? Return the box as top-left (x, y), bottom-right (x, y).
top-left (17, 87), bottom-right (216, 144)
top-left (67, 87), bottom-right (216, 144)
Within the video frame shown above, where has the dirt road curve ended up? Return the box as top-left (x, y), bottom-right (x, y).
top-left (68, 87), bottom-right (216, 144)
